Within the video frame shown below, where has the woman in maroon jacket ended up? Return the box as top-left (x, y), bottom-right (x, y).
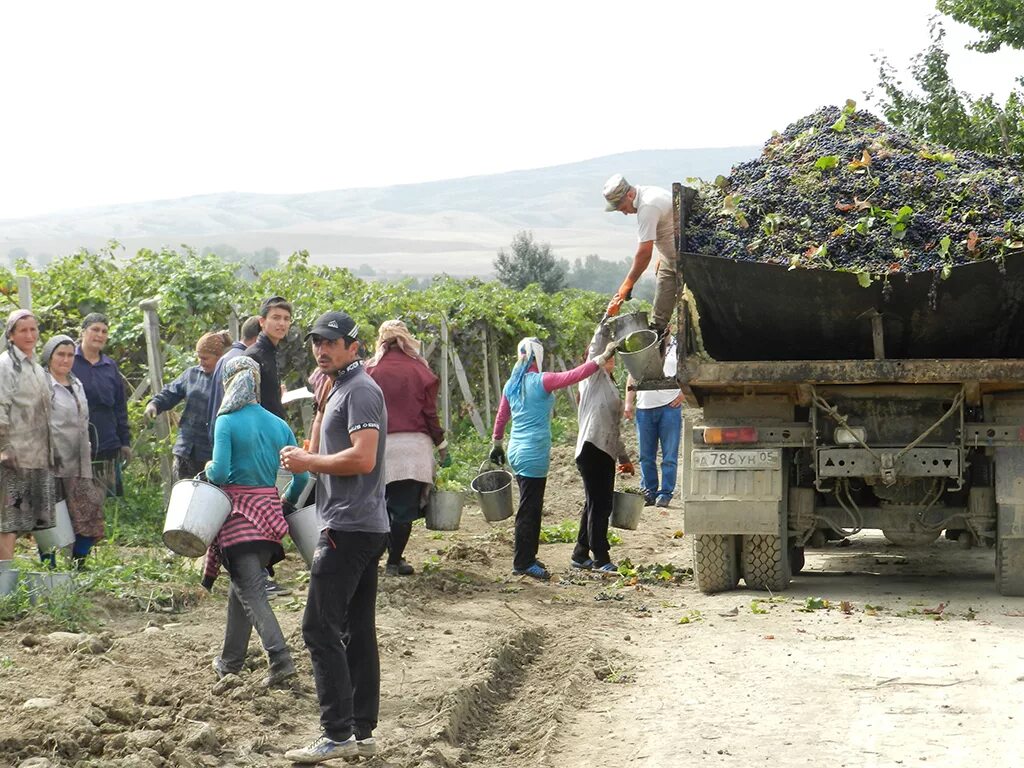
top-left (365, 320), bottom-right (446, 575)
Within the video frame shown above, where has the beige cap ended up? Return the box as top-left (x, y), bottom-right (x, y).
top-left (603, 174), bottom-right (632, 211)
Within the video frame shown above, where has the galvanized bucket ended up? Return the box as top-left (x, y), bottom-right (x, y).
top-left (0, 563), bottom-right (19, 597)
top-left (162, 479), bottom-right (233, 557)
top-left (606, 311), bottom-right (649, 343)
top-left (24, 571), bottom-right (74, 604)
top-left (471, 462), bottom-right (514, 523)
top-left (619, 329), bottom-right (664, 381)
top-left (288, 504), bottom-right (323, 567)
top-left (611, 491), bottom-right (644, 530)
top-left (34, 500), bottom-right (75, 552)
top-left (426, 490), bottom-right (464, 531)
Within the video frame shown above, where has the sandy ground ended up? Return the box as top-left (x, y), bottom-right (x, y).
top-left (2, 443), bottom-right (1024, 768)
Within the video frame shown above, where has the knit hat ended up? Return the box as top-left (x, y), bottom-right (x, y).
top-left (41, 334), bottom-right (75, 368)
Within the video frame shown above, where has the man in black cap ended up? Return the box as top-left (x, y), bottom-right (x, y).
top-left (281, 311), bottom-right (389, 765)
top-left (244, 296), bottom-right (292, 420)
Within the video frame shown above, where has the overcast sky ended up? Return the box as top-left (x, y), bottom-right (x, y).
top-left (2, 0), bottom-right (1022, 219)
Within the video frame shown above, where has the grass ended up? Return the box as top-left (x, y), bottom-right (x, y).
top-left (539, 519), bottom-right (622, 545)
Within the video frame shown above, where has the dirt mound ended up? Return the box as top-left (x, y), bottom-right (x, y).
top-left (686, 102), bottom-right (1024, 277)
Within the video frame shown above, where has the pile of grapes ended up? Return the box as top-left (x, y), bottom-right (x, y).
top-left (685, 103), bottom-right (1024, 278)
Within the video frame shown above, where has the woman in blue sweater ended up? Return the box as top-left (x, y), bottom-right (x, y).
top-left (203, 356), bottom-right (309, 687)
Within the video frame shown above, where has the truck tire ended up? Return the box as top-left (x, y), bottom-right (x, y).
top-left (693, 535), bottom-right (739, 594)
top-left (742, 535), bottom-right (791, 591)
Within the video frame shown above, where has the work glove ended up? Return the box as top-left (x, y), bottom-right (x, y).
top-left (439, 447), bottom-right (452, 468)
top-left (281, 499), bottom-right (297, 517)
top-left (119, 445), bottom-right (133, 465)
top-left (488, 439), bottom-right (506, 466)
top-left (605, 278), bottom-right (636, 318)
top-left (144, 402), bottom-right (158, 420)
top-left (593, 339), bottom-right (621, 365)
top-left (617, 456), bottom-right (635, 476)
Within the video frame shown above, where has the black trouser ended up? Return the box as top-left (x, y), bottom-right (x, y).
top-left (172, 455), bottom-right (206, 484)
top-left (301, 529), bottom-right (388, 742)
top-left (513, 475), bottom-right (546, 571)
top-left (574, 441), bottom-right (615, 567)
top-left (385, 479), bottom-right (424, 565)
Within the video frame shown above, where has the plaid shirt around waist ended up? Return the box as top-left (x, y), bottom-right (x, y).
top-left (203, 485), bottom-right (288, 582)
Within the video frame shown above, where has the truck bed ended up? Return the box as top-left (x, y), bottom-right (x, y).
top-left (679, 251), bottom-right (1024, 362)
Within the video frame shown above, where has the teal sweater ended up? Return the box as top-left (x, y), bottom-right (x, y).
top-left (207, 403), bottom-right (309, 505)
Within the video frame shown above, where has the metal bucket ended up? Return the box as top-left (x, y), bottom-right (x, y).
top-left (287, 504), bottom-right (323, 567)
top-left (0, 564), bottom-right (18, 597)
top-left (619, 329), bottom-right (664, 381)
top-left (606, 311), bottom-right (649, 343)
top-left (611, 491), bottom-right (644, 530)
top-left (425, 490), bottom-right (464, 531)
top-left (471, 462), bottom-right (514, 523)
top-left (34, 500), bottom-right (75, 552)
top-left (24, 571), bottom-right (74, 604)
top-left (162, 479), bottom-right (232, 557)
top-left (275, 469), bottom-right (293, 494)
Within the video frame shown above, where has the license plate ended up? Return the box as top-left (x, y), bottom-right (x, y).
top-left (691, 449), bottom-right (780, 470)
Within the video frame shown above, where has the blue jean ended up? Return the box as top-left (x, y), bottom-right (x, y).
top-left (635, 405), bottom-right (682, 501)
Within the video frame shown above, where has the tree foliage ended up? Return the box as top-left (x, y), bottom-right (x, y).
top-left (936, 0), bottom-right (1024, 52)
top-left (871, 19), bottom-right (1023, 155)
top-left (493, 230), bottom-right (567, 293)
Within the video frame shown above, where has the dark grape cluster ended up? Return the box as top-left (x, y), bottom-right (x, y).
top-left (684, 105), bottom-right (1024, 277)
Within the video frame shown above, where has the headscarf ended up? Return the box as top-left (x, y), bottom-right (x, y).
top-left (41, 334), bottom-right (75, 368)
top-left (370, 319), bottom-right (426, 366)
top-left (219, 356), bottom-right (261, 415)
top-left (5, 309), bottom-right (35, 340)
top-left (81, 312), bottom-right (109, 330)
top-left (196, 330), bottom-right (231, 357)
top-left (507, 337), bottom-right (544, 410)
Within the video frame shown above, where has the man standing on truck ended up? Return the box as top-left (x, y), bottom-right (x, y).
top-left (603, 174), bottom-right (678, 334)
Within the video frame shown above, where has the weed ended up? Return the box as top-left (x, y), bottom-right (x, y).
top-left (0, 655), bottom-right (13, 671)
top-left (750, 600), bottom-right (769, 615)
top-left (538, 520), bottom-right (622, 546)
top-left (800, 596), bottom-right (832, 612)
top-left (421, 555), bottom-right (442, 575)
top-left (616, 558), bottom-right (692, 585)
top-left (678, 609), bottom-right (703, 624)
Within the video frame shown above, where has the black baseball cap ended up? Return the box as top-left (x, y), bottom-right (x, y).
top-left (305, 310), bottom-right (359, 341)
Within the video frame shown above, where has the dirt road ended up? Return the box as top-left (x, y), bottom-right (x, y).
top-left (2, 445), bottom-right (1023, 767)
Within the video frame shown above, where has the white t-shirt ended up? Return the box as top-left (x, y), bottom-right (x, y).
top-left (637, 336), bottom-right (681, 409)
top-left (635, 185), bottom-right (676, 263)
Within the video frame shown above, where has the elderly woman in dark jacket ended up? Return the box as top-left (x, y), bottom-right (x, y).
top-left (72, 313), bottom-right (131, 497)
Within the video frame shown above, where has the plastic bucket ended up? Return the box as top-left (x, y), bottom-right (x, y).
top-left (34, 500), bottom-right (75, 552)
top-left (471, 462), bottom-right (514, 523)
top-left (606, 311), bottom-right (649, 343)
top-left (24, 571), bottom-right (74, 604)
top-left (162, 479), bottom-right (232, 557)
top-left (0, 565), bottom-right (18, 597)
top-left (619, 330), bottom-right (664, 381)
top-left (425, 490), bottom-right (464, 531)
top-left (611, 491), bottom-right (644, 530)
top-left (287, 504), bottom-right (323, 567)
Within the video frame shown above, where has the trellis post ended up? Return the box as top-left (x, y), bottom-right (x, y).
top-left (439, 314), bottom-right (451, 435)
top-left (139, 298), bottom-right (173, 503)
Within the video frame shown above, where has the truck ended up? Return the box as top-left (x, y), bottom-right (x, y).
top-left (661, 183), bottom-right (1024, 596)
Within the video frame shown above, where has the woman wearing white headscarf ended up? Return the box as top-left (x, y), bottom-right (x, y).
top-left (490, 334), bottom-right (618, 580)
top-left (202, 356), bottom-right (309, 688)
top-left (0, 310), bottom-right (55, 562)
top-left (41, 334), bottom-right (104, 567)
top-left (366, 320), bottom-right (446, 576)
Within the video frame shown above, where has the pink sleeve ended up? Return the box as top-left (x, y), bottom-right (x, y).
top-left (493, 395), bottom-right (511, 439)
top-left (542, 361), bottom-right (599, 392)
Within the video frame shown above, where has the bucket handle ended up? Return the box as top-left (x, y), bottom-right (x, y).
top-left (478, 460), bottom-right (507, 474)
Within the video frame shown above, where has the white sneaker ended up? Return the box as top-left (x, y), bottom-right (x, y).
top-left (356, 736), bottom-right (377, 757)
top-left (284, 734), bottom-right (358, 764)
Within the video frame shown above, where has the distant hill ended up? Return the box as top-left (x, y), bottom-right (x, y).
top-left (0, 147), bottom-right (758, 276)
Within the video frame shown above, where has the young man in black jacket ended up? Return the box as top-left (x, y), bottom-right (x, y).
top-left (245, 296), bottom-right (292, 420)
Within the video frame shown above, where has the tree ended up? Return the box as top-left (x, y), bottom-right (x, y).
top-left (870, 6), bottom-right (1023, 155)
top-left (936, 0), bottom-right (1024, 52)
top-left (493, 231), bottom-right (567, 292)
